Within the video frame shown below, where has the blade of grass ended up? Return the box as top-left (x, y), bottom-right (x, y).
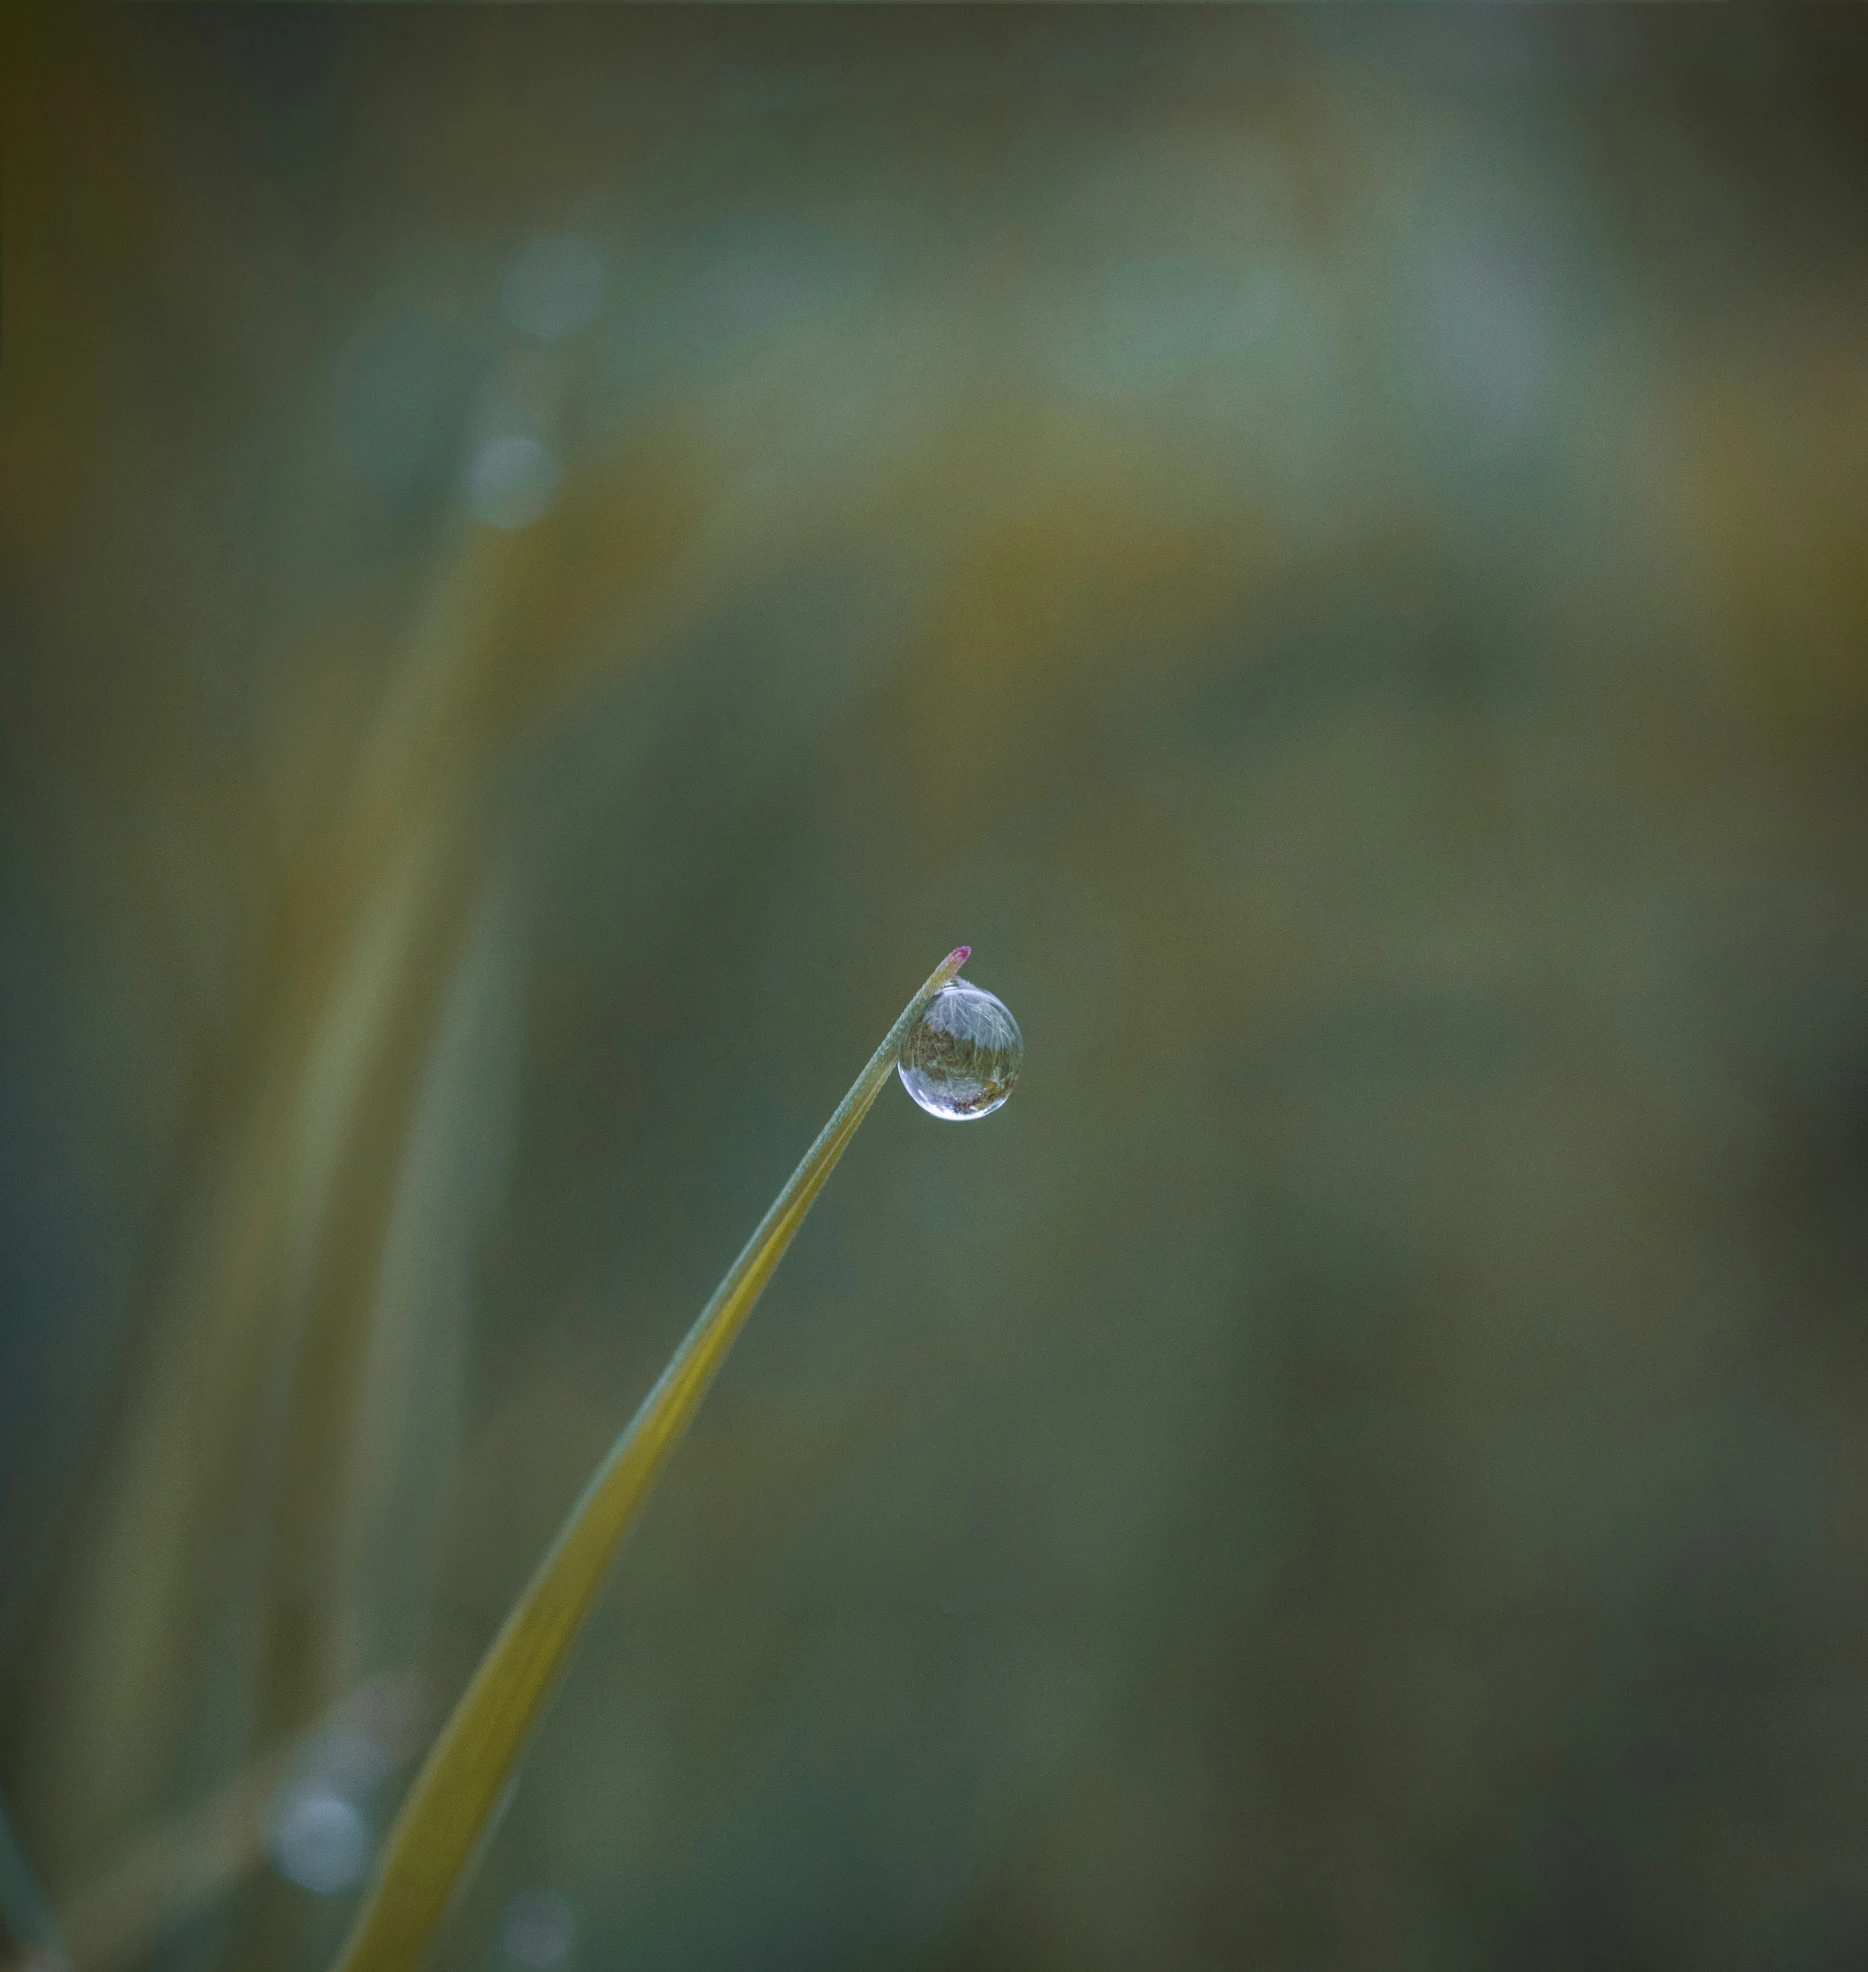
top-left (331, 945), bottom-right (973, 1972)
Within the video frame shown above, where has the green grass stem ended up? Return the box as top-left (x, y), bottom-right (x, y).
top-left (330, 945), bottom-right (973, 1972)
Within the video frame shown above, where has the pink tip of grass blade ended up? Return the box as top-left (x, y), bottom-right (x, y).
top-left (946, 946), bottom-right (971, 968)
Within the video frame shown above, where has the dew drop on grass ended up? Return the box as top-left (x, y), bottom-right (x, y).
top-left (898, 979), bottom-right (1023, 1120)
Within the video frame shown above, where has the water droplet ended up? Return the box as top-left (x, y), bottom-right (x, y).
top-left (898, 979), bottom-right (1023, 1121)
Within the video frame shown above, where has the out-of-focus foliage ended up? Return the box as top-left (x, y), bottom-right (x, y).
top-left (2, 9), bottom-right (1868, 1972)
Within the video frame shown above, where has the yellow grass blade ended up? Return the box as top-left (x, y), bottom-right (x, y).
top-left (331, 945), bottom-right (974, 1972)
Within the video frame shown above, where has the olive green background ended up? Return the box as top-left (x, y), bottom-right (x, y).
top-left (4, 8), bottom-right (1868, 1970)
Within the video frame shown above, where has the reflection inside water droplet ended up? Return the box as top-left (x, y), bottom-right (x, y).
top-left (898, 979), bottom-right (1023, 1121)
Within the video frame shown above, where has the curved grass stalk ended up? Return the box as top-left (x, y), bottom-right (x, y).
top-left (331, 945), bottom-right (973, 1972)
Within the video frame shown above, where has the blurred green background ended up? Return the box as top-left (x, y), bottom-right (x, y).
top-left (4, 7), bottom-right (1868, 1971)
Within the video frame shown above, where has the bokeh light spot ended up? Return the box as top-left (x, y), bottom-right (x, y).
top-left (268, 1791), bottom-right (372, 1896)
top-left (501, 236), bottom-right (607, 342)
top-left (465, 434), bottom-right (563, 530)
top-left (501, 1889), bottom-right (578, 1968)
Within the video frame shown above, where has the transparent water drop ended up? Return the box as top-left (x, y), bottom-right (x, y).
top-left (898, 979), bottom-right (1023, 1121)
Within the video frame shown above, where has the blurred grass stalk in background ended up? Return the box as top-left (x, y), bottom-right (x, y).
top-left (56, 1676), bottom-right (431, 1972)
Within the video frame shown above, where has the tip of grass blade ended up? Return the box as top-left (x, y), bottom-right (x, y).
top-left (946, 945), bottom-right (970, 968)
